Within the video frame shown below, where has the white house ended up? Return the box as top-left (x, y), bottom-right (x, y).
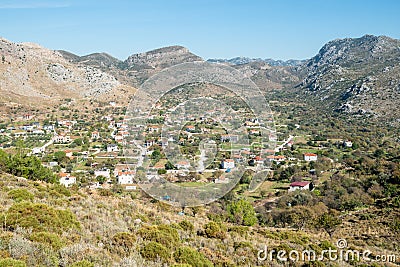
top-left (32, 147), bottom-right (44, 154)
top-left (266, 155), bottom-right (286, 162)
top-left (344, 140), bottom-right (353, 148)
top-left (117, 170), bottom-right (135, 184)
top-left (221, 159), bottom-right (235, 169)
top-left (220, 134), bottom-right (239, 143)
top-left (53, 134), bottom-right (70, 143)
top-left (148, 125), bottom-right (160, 133)
top-left (43, 125), bottom-right (55, 131)
top-left (288, 181), bottom-right (312, 192)
top-left (107, 144), bottom-right (119, 153)
top-left (91, 131), bottom-right (100, 139)
top-left (49, 161), bottom-right (58, 167)
top-left (115, 135), bottom-right (123, 143)
top-left (304, 153), bottom-right (318, 162)
top-left (59, 173), bottom-right (76, 187)
top-left (175, 161), bottom-right (191, 169)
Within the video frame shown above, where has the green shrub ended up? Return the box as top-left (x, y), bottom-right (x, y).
top-left (171, 264), bottom-right (192, 267)
top-left (140, 241), bottom-right (171, 263)
top-left (7, 189), bottom-right (34, 202)
top-left (49, 184), bottom-right (71, 197)
top-left (228, 226), bottom-right (249, 237)
top-left (179, 220), bottom-right (194, 232)
top-left (226, 199), bottom-right (258, 226)
top-left (138, 225), bottom-right (180, 249)
top-left (174, 246), bottom-right (213, 267)
top-left (69, 260), bottom-right (94, 267)
top-left (203, 221), bottom-right (226, 239)
top-left (4, 202), bottom-right (80, 233)
top-left (0, 258), bottom-right (26, 267)
top-left (29, 231), bottom-right (65, 250)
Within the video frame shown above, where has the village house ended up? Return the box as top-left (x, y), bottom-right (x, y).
top-left (344, 140), bottom-right (353, 148)
top-left (220, 134), bottom-right (239, 143)
top-left (148, 125), bottom-right (160, 133)
top-left (91, 131), bottom-right (100, 139)
top-left (254, 156), bottom-right (265, 164)
top-left (221, 159), bottom-right (235, 169)
top-left (185, 125), bottom-right (195, 132)
top-left (107, 144), bottom-right (119, 153)
top-left (175, 161), bottom-right (191, 170)
top-left (288, 181), bottom-right (313, 192)
top-left (53, 134), bottom-right (71, 143)
top-left (249, 129), bottom-right (260, 135)
top-left (113, 164), bottom-right (129, 176)
top-left (64, 150), bottom-right (74, 159)
top-left (32, 147), bottom-right (44, 155)
top-left (117, 170), bottom-right (135, 184)
top-left (49, 161), bottom-right (58, 167)
top-left (304, 153), bottom-right (318, 161)
top-left (115, 135), bottom-right (123, 143)
top-left (266, 155), bottom-right (286, 162)
top-left (59, 173), bottom-right (76, 187)
top-left (43, 125), bottom-right (55, 131)
top-left (233, 154), bottom-right (244, 163)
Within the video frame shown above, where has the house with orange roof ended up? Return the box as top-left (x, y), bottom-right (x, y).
top-left (175, 161), bottom-right (191, 169)
top-left (185, 125), bottom-right (195, 132)
top-left (266, 155), bottom-right (286, 162)
top-left (59, 172), bottom-right (76, 187)
top-left (117, 170), bottom-right (135, 184)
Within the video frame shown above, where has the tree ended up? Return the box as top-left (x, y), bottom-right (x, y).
top-left (53, 151), bottom-right (67, 163)
top-left (165, 161), bottom-right (175, 170)
top-left (227, 199), bottom-right (258, 226)
top-left (96, 175), bottom-right (107, 184)
top-left (316, 211), bottom-right (342, 238)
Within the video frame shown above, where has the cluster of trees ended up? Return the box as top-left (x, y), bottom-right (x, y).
top-left (0, 150), bottom-right (57, 183)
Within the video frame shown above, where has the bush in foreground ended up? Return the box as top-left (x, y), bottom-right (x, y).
top-left (174, 246), bottom-right (213, 267)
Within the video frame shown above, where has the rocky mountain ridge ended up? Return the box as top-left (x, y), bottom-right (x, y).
top-left (0, 38), bottom-right (133, 106)
top-left (1, 35), bottom-right (399, 120)
top-left (298, 35), bottom-right (400, 118)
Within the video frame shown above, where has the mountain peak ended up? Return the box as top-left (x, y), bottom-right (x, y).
top-left (124, 45), bottom-right (202, 69)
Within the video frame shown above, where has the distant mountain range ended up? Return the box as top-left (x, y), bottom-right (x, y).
top-left (207, 57), bottom-right (306, 66)
top-left (1, 34), bottom-right (399, 120)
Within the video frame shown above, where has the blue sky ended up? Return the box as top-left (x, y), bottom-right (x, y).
top-left (1, 0), bottom-right (399, 60)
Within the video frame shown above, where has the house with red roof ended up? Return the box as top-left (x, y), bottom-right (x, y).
top-left (288, 181), bottom-right (313, 192)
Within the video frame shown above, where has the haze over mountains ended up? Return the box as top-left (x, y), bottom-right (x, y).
top-left (1, 34), bottom-right (399, 120)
